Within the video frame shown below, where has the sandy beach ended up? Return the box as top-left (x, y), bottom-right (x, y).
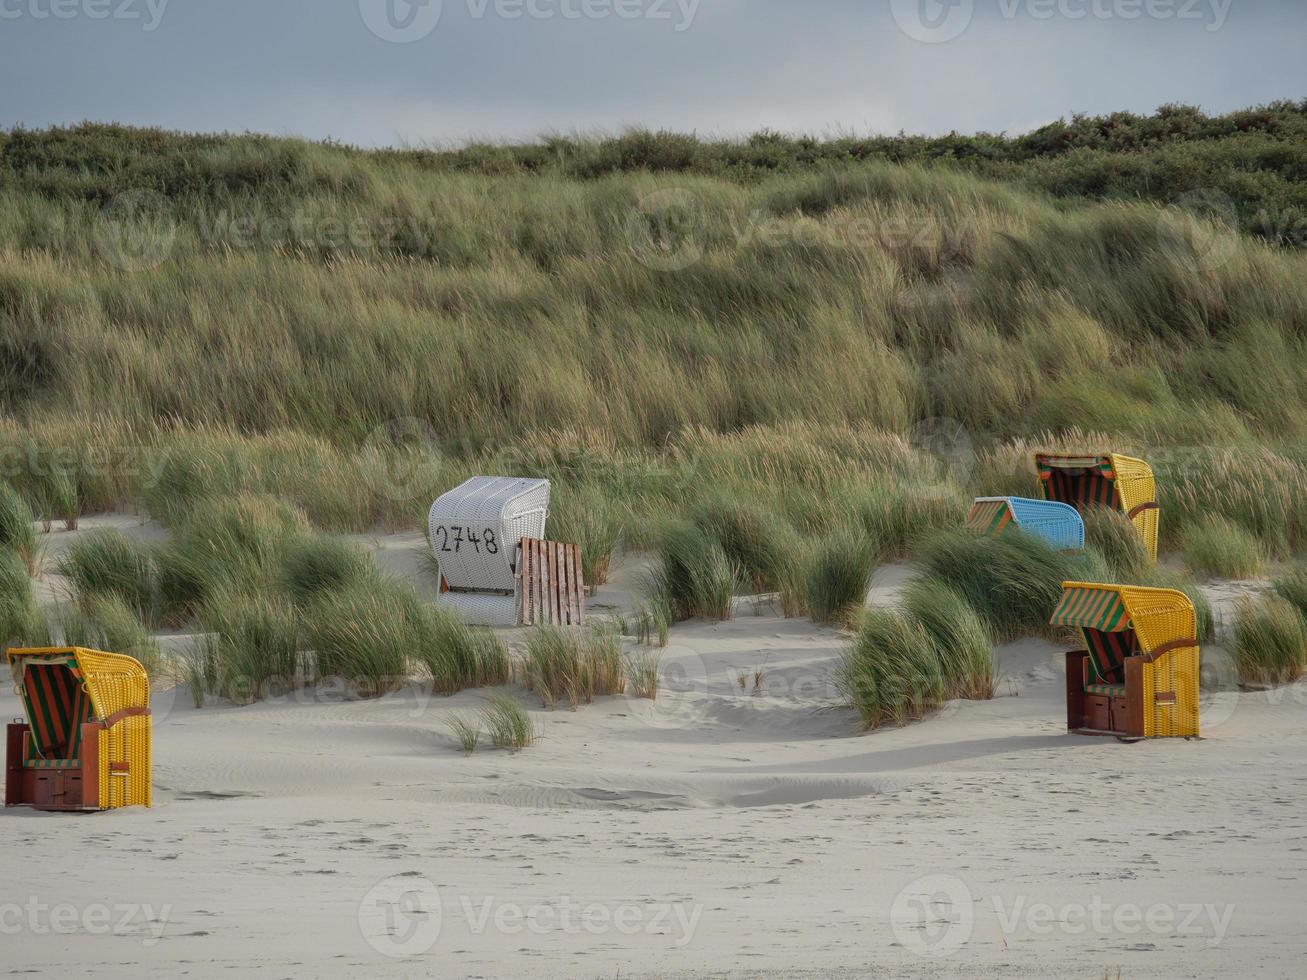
top-left (3, 521), bottom-right (1305, 979)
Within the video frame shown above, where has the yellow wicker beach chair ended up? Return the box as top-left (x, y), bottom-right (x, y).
top-left (1050, 583), bottom-right (1199, 740)
top-left (1036, 453), bottom-right (1159, 560)
top-left (5, 647), bottom-right (151, 810)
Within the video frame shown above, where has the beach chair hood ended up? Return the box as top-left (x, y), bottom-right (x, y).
top-left (967, 496), bottom-right (1085, 550)
top-left (1035, 453), bottom-right (1159, 559)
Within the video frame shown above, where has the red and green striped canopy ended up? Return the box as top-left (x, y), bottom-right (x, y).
top-left (965, 499), bottom-right (1013, 536)
top-left (17, 658), bottom-right (95, 762)
top-left (1049, 586), bottom-right (1131, 632)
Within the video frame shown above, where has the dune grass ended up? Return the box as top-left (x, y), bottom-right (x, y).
top-left (479, 693), bottom-right (537, 752)
top-left (0, 548), bottom-right (37, 647)
top-left (0, 484), bottom-right (38, 574)
top-left (1234, 595), bottom-right (1307, 686)
top-left (626, 649), bottom-right (662, 700)
top-left (523, 624), bottom-right (626, 710)
top-left (1273, 565), bottom-right (1307, 620)
top-left (839, 611), bottom-right (944, 729)
top-left (1082, 508), bottom-right (1152, 583)
top-left (282, 535), bottom-right (375, 601)
top-left (197, 589), bottom-right (302, 703)
top-left (803, 534), bottom-right (878, 626)
top-left (902, 577), bottom-right (996, 701)
top-left (916, 530), bottom-right (1077, 642)
top-left (7, 117), bottom-right (1307, 716)
top-left (411, 605), bottom-right (510, 695)
top-left (445, 713), bottom-right (482, 755)
top-left (1182, 515), bottom-right (1263, 579)
top-left (650, 521), bottom-right (737, 623)
top-left (58, 529), bottom-right (157, 622)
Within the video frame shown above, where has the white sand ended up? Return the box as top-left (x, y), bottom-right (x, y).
top-left (3, 531), bottom-right (1306, 978)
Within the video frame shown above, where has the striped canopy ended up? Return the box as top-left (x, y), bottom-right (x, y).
top-left (1049, 586), bottom-right (1131, 632)
top-left (1037, 455), bottom-right (1122, 511)
top-left (965, 498), bottom-right (1013, 536)
top-left (16, 656), bottom-right (95, 762)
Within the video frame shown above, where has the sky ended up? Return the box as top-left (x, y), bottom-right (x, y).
top-left (0, 0), bottom-right (1304, 146)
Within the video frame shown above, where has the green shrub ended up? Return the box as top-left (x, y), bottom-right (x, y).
top-left (903, 578), bottom-right (995, 700)
top-left (803, 533), bottom-right (877, 626)
top-left (1234, 595), bottom-right (1307, 686)
top-left (0, 483), bottom-right (38, 574)
top-left (58, 529), bottom-right (156, 622)
top-left (838, 611), bottom-right (944, 729)
top-left (1182, 516), bottom-right (1263, 579)
top-left (916, 530), bottom-right (1076, 641)
top-left (650, 521), bottom-right (737, 622)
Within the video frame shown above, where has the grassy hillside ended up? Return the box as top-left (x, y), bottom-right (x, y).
top-left (2, 111), bottom-right (1307, 561)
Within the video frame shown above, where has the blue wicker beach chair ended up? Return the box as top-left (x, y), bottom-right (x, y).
top-left (966, 497), bottom-right (1085, 550)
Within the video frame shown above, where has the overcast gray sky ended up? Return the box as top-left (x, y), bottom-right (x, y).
top-left (1, 0), bottom-right (1303, 146)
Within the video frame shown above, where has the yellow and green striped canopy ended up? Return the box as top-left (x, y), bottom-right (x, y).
top-left (1049, 586), bottom-right (1131, 632)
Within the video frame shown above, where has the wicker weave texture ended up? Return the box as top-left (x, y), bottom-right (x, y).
top-left (428, 477), bottom-right (550, 591)
top-left (436, 592), bottom-right (521, 627)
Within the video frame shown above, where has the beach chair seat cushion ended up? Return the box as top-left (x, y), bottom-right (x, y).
top-left (24, 757), bottom-right (81, 769)
top-left (1084, 683), bottom-right (1127, 697)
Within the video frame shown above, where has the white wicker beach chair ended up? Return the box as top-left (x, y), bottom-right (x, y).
top-left (428, 477), bottom-right (551, 626)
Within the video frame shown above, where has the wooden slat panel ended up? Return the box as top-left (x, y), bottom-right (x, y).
top-left (516, 538), bottom-right (586, 627)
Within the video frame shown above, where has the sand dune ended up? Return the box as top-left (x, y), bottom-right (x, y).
top-left (3, 536), bottom-right (1306, 978)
